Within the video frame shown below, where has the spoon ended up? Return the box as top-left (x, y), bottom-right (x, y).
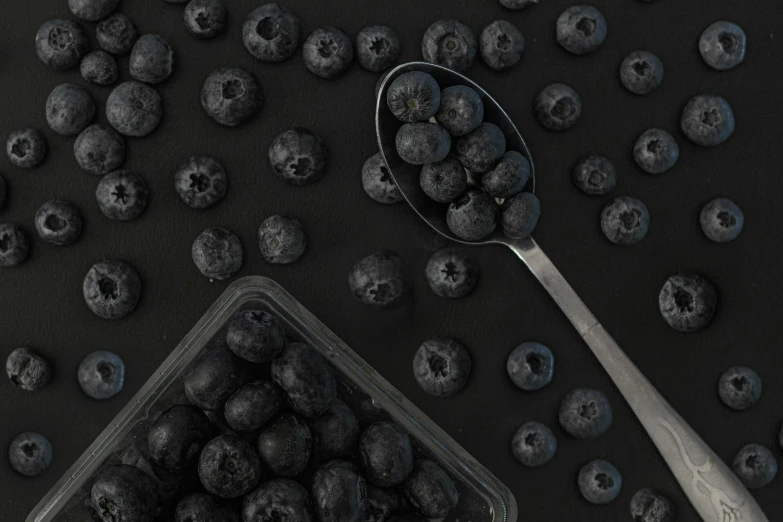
top-left (376, 61), bottom-right (768, 522)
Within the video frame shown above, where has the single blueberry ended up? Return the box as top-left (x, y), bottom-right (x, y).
top-left (6, 128), bottom-right (47, 169)
top-left (46, 83), bottom-right (96, 136)
top-left (348, 250), bottom-right (411, 308)
top-left (271, 342), bottom-right (337, 417)
top-left (192, 227), bottom-right (243, 280)
top-left (8, 432), bottom-right (52, 477)
top-left (506, 342), bottom-right (554, 391)
top-left (303, 27), bottom-right (354, 79)
top-left (243, 479), bottom-right (312, 522)
top-left (718, 366), bottom-right (762, 411)
top-left (419, 157), bottom-right (467, 204)
top-left (572, 153), bottom-right (616, 195)
top-left (700, 197), bottom-right (743, 243)
top-left (480, 20), bottom-right (525, 71)
top-left (630, 488), bottom-right (677, 522)
top-left (732, 443), bottom-right (778, 489)
top-left (482, 151), bottom-right (531, 198)
top-left (96, 13), bottom-right (137, 55)
top-left (184, 0), bottom-right (227, 39)
top-left (359, 422), bottom-right (414, 487)
top-left (681, 94), bottom-right (735, 147)
top-left (658, 273), bottom-right (718, 332)
top-left (175, 156), bottom-right (228, 209)
top-left (699, 21), bottom-right (746, 71)
top-left (226, 310), bottom-right (285, 363)
top-left (362, 152), bottom-right (403, 204)
top-left (447, 189), bottom-right (498, 241)
top-left (620, 51), bottom-right (663, 95)
top-left (185, 344), bottom-right (252, 410)
top-left (356, 26), bottom-right (400, 72)
top-left (202, 67), bottom-right (264, 127)
top-left (502, 191), bottom-right (540, 239)
top-left (386, 71), bottom-right (441, 123)
top-left (92, 465), bottom-right (158, 522)
top-left (403, 460), bottom-right (458, 519)
top-left (0, 223), bottom-right (29, 268)
top-left (148, 404), bottom-right (214, 472)
top-left (498, 0), bottom-right (538, 9)
top-left (198, 434), bottom-right (262, 498)
top-left (5, 347), bottom-right (53, 391)
top-left (74, 124), bottom-right (125, 176)
top-left (81, 50), bottom-right (119, 86)
top-left (578, 459), bottom-right (622, 504)
top-left (68, 0), bottom-right (118, 21)
top-left (175, 493), bottom-right (239, 522)
top-left (556, 5), bottom-right (607, 55)
top-left (510, 421), bottom-right (557, 467)
top-left (78, 350), bottom-right (125, 399)
top-left (312, 460), bottom-right (367, 522)
top-left (457, 122), bottom-right (506, 173)
top-left (95, 170), bottom-right (149, 221)
top-left (35, 19), bottom-right (89, 70)
top-left (82, 260), bottom-right (141, 319)
top-left (558, 388), bottom-right (613, 439)
top-left (600, 196), bottom-right (650, 246)
top-left (107, 81), bottom-right (163, 137)
top-left (242, 3), bottom-right (300, 62)
top-left (225, 380), bottom-right (282, 433)
top-left (258, 214), bottom-right (307, 264)
top-left (35, 200), bottom-right (83, 246)
top-left (633, 128), bottom-right (679, 174)
top-left (365, 486), bottom-right (403, 522)
top-left (395, 123), bottom-right (452, 165)
top-left (421, 19), bottom-right (477, 73)
top-left (413, 338), bottom-right (471, 397)
top-left (435, 85), bottom-right (484, 137)
top-left (130, 34), bottom-right (175, 84)
top-left (309, 399), bottom-right (359, 461)
top-left (257, 413), bottom-right (312, 477)
top-left (534, 83), bottom-right (582, 131)
top-left (268, 128), bottom-right (328, 186)
top-left (425, 247), bottom-right (478, 298)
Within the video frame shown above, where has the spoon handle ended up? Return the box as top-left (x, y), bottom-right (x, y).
top-left (507, 237), bottom-right (768, 522)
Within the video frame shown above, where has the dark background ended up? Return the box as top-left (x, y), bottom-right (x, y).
top-left (1, 0), bottom-right (782, 520)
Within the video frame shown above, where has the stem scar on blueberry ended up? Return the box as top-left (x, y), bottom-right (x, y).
top-left (190, 173), bottom-right (211, 192)
top-left (97, 362), bottom-right (114, 381)
top-left (587, 169), bottom-right (605, 187)
top-left (496, 33), bottom-right (511, 51)
top-left (524, 432), bottom-right (539, 447)
top-left (646, 139), bottom-right (662, 154)
top-left (370, 282), bottom-right (392, 302)
top-left (701, 108), bottom-right (721, 127)
top-left (428, 353), bottom-right (448, 377)
top-left (379, 165), bottom-right (393, 184)
top-left (11, 138), bottom-right (30, 158)
top-left (719, 32), bottom-right (736, 52)
top-left (746, 454), bottom-right (759, 468)
top-left (620, 209), bottom-right (642, 230)
top-left (731, 376), bottom-right (749, 391)
top-left (222, 79), bottom-right (244, 100)
top-left (370, 37), bottom-right (388, 54)
top-left (50, 27), bottom-right (74, 50)
top-left (551, 97), bottom-right (575, 119)
top-left (112, 184), bottom-right (129, 204)
top-left (195, 11), bottom-right (211, 31)
top-left (98, 276), bottom-right (119, 301)
top-left (717, 211), bottom-right (736, 228)
top-left (257, 18), bottom-right (278, 40)
top-left (290, 157), bottom-right (312, 177)
top-left (595, 473), bottom-right (614, 489)
top-left (0, 234), bottom-right (11, 251)
top-left (579, 401), bottom-right (599, 420)
top-left (526, 353), bottom-right (544, 373)
top-left (673, 288), bottom-right (695, 313)
top-left (44, 213), bottom-right (66, 231)
top-left (632, 60), bottom-right (650, 77)
top-left (441, 261), bottom-right (459, 282)
top-left (575, 17), bottom-right (596, 37)
top-left (317, 39), bottom-right (337, 57)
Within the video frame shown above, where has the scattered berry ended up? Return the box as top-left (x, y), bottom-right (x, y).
top-left (387, 71), bottom-right (441, 123)
top-left (80, 50), bottom-right (119, 85)
top-left (174, 156), bottom-right (228, 210)
top-left (356, 26), bottom-right (400, 72)
top-left (534, 83), bottom-right (582, 131)
top-left (96, 13), bottom-right (137, 55)
top-left (82, 260), bottom-right (142, 319)
top-left (619, 51), bottom-right (663, 95)
top-left (184, 0), bottom-right (227, 39)
top-left (680, 94), bottom-right (735, 147)
top-left (268, 128), bottom-right (328, 186)
top-left (35, 19), bottom-right (89, 70)
top-left (6, 128), bottom-right (47, 169)
top-left (403, 460), bottom-right (458, 518)
top-left (0, 223), bottom-right (29, 267)
top-left (8, 432), bottom-right (52, 477)
top-left (425, 247), bottom-right (478, 298)
top-left (348, 251), bottom-right (411, 308)
top-left (78, 350), bottom-right (125, 399)
top-left (718, 366), bottom-right (762, 411)
top-left (481, 151), bottom-right (531, 198)
top-left (242, 3), bottom-right (300, 62)
top-left (629, 488), bottom-right (677, 522)
top-left (511, 421), bottom-right (557, 467)
top-left (700, 197), bottom-right (743, 243)
top-left (600, 196), bottom-right (650, 246)
top-left (201, 67), bottom-right (263, 127)
top-left (413, 338), bottom-right (471, 397)
top-left (658, 273), bottom-right (717, 332)
top-left (501, 191), bottom-right (540, 239)
top-left (303, 27), bottom-right (354, 79)
top-left (732, 443), bottom-right (778, 489)
top-left (359, 422), bottom-right (414, 486)
top-left (506, 342), bottom-right (554, 391)
top-left (556, 5), bottom-right (607, 55)
top-left (633, 128), bottom-right (679, 174)
top-left (578, 459), bottom-right (622, 504)
top-left (148, 405), bottom-right (214, 472)
top-left (272, 342), bottom-right (337, 417)
top-left (362, 152), bottom-right (403, 204)
top-left (74, 124), bottom-right (125, 175)
top-left (5, 347), bottom-right (53, 392)
top-left (198, 434), bottom-right (261, 498)
top-left (572, 153), bottom-right (616, 195)
top-left (419, 157), bottom-right (467, 203)
top-left (34, 200), bottom-right (83, 246)
top-left (479, 20), bottom-right (525, 71)
top-left (558, 388), bottom-right (613, 439)
top-left (447, 189), bottom-right (498, 241)
top-left (258, 214), bottom-right (307, 264)
top-left (226, 310), bottom-right (285, 363)
top-left (46, 83), bottom-right (95, 136)
top-left (191, 227), bottom-right (244, 280)
top-left (95, 170), bottom-right (149, 221)
top-left (91, 465), bottom-right (158, 522)
top-left (435, 85), bottom-right (484, 136)
top-left (225, 380), bottom-right (282, 432)
top-left (421, 19), bottom-right (477, 73)
top-left (395, 123), bottom-right (451, 165)
top-left (130, 34), bottom-right (175, 84)
top-left (699, 21), bottom-right (746, 71)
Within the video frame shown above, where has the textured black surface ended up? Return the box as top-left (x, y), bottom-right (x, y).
top-left (1, 0), bottom-right (782, 520)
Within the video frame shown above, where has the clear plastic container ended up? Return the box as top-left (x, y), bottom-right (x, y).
top-left (28, 276), bottom-right (517, 522)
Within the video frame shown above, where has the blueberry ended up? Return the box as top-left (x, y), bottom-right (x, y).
top-left (578, 459), bottom-right (622, 504)
top-left (482, 151), bottom-right (531, 198)
top-left (435, 85), bottom-right (484, 137)
top-left (78, 350), bottom-right (125, 399)
top-left (107, 81), bottom-right (163, 137)
top-left (0, 223), bottom-right (29, 267)
top-left (558, 388), bottom-right (613, 439)
top-left (82, 260), bottom-right (141, 319)
top-left (184, 0), bottom-right (227, 39)
top-left (419, 157), bottom-right (467, 203)
top-left (506, 342), bottom-right (554, 391)
top-left (362, 152), bottom-right (403, 204)
top-left (479, 20), bottom-right (525, 71)
top-left (619, 51), bottom-right (663, 95)
top-left (91, 465), bottom-right (158, 522)
top-left (268, 128), bottom-right (328, 186)
top-left (271, 342), bottom-right (337, 417)
top-left (35, 200), bottom-right (83, 246)
top-left (226, 310), bottom-right (285, 363)
top-left (630, 488), bottom-right (677, 522)
top-left (502, 191), bottom-right (541, 239)
top-left (447, 189), bottom-right (498, 241)
top-left (498, 0), bottom-right (537, 8)
top-left (35, 19), bottom-right (89, 70)
top-left (312, 460), bottom-right (367, 522)
top-left (175, 493), bottom-right (239, 522)
top-left (80, 51), bottom-right (119, 86)
top-left (309, 399), bottom-right (359, 461)
top-left (198, 435), bottom-right (261, 498)
top-left (95, 170), bottom-right (149, 221)
top-left (600, 196), bottom-right (650, 246)
top-left (130, 34), bottom-right (175, 84)
top-left (243, 479), bottom-right (312, 522)
top-left (148, 404), bottom-right (213, 473)
top-left (242, 3), bottom-right (300, 62)
top-left (510, 421), bottom-right (557, 467)
top-left (457, 122), bottom-right (506, 173)
top-left (658, 273), bottom-right (717, 332)
top-left (534, 83), bottom-right (582, 131)
top-left (680, 94), bottom-right (735, 147)
top-left (572, 153), bottom-right (616, 195)
top-left (46, 83), bottom-right (95, 136)
top-left (386, 71), bottom-right (441, 123)
top-left (6, 128), bottom-right (47, 169)
top-left (717, 366), bottom-right (761, 411)
top-left (258, 215), bottom-right (307, 264)
top-left (365, 486), bottom-right (402, 522)
top-left (97, 13), bottom-right (138, 55)
top-left (68, 0), bottom-right (118, 21)
top-left (425, 247), bottom-right (478, 298)
top-left (303, 27), bottom-right (354, 79)
top-left (5, 347), bottom-right (53, 391)
top-left (421, 19), bottom-right (477, 73)
top-left (74, 124), bottom-right (125, 176)
top-left (174, 156), bottom-right (227, 210)
top-left (699, 21), bottom-right (746, 71)
top-left (395, 123), bottom-right (452, 165)
top-left (185, 345), bottom-right (252, 410)
top-left (403, 460), bottom-right (458, 518)
top-left (257, 413), bottom-right (312, 476)
top-left (202, 67), bottom-right (264, 127)
top-left (413, 338), bottom-right (471, 397)
top-left (192, 227), bottom-right (244, 280)
top-left (225, 380), bottom-right (282, 432)
top-left (8, 432), bottom-right (52, 477)
top-left (356, 26), bottom-right (400, 72)
top-left (348, 251), bottom-right (411, 308)
top-left (556, 5), bottom-right (607, 55)
top-left (633, 128), bottom-right (679, 174)
top-left (732, 443), bottom-right (778, 489)
top-left (359, 422), bottom-right (414, 487)
top-left (700, 197), bottom-right (744, 243)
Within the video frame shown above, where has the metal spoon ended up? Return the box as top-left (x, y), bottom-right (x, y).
top-left (376, 61), bottom-right (768, 522)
